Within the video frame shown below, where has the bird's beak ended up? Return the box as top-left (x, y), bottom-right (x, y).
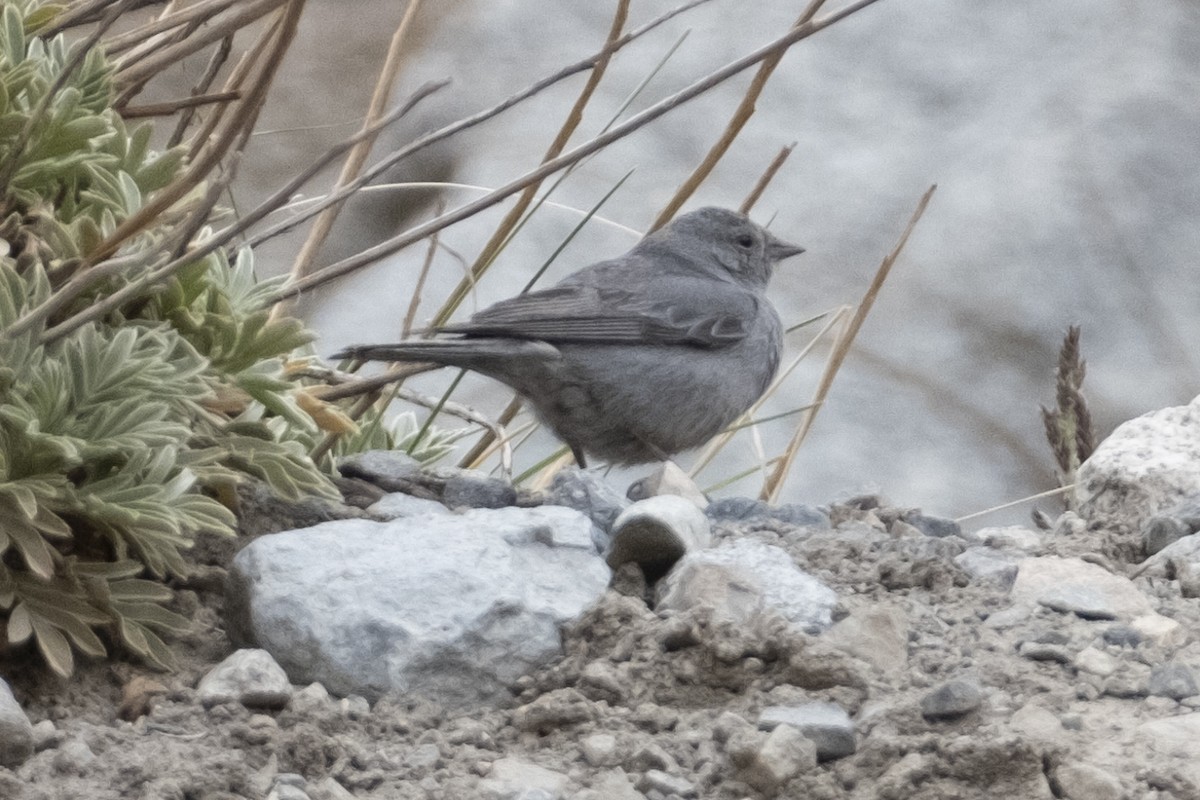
top-left (766, 234), bottom-right (805, 261)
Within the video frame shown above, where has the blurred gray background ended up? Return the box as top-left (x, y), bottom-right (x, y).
top-left (214, 0), bottom-right (1199, 524)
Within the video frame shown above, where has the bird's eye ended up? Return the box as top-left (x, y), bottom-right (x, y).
top-left (735, 234), bottom-right (755, 249)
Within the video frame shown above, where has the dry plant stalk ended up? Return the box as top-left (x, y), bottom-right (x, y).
top-left (432, 0), bottom-right (631, 329)
top-left (652, 0), bottom-right (829, 229)
top-left (740, 142), bottom-right (796, 214)
top-left (1040, 324), bottom-right (1095, 503)
top-left (275, 0), bottom-right (426, 320)
top-left (262, 0), bottom-right (887, 307)
top-left (760, 184), bottom-right (937, 503)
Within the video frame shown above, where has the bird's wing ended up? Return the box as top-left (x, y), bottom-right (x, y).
top-left (441, 275), bottom-right (759, 348)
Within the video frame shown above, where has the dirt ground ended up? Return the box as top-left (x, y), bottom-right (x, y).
top-left (4, 491), bottom-right (1198, 800)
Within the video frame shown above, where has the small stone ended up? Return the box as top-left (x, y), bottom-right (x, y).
top-left (1148, 663), bottom-right (1199, 700)
top-left (628, 742), bottom-right (676, 773)
top-left (1130, 613), bottom-right (1186, 648)
top-left (1018, 641), bottom-right (1071, 663)
top-left (30, 719), bottom-right (60, 751)
top-left (625, 461), bottom-right (708, 508)
top-left (903, 512), bottom-right (962, 539)
top-left (367, 492), bottom-right (449, 519)
top-left (585, 769), bottom-right (643, 800)
top-left (405, 743), bottom-right (440, 770)
top-left (289, 682), bottom-right (333, 715)
top-left (921, 679), bottom-right (983, 720)
top-left (980, 525), bottom-right (1043, 551)
top-left (442, 474), bottom-right (516, 509)
top-left (607, 495), bottom-right (711, 576)
top-left (705, 497), bottom-right (830, 528)
top-left (1145, 515), bottom-right (1192, 556)
top-left (1013, 556), bottom-right (1154, 620)
top-left (513, 689), bottom-right (598, 733)
top-left (1073, 646), bottom-right (1118, 677)
top-left (1054, 763), bottom-right (1124, 800)
top-left (477, 757), bottom-right (569, 800)
top-left (337, 450), bottom-right (422, 489)
top-left (580, 733), bottom-right (619, 767)
top-left (0, 679), bottom-right (33, 768)
top-left (636, 769), bottom-right (697, 798)
top-left (579, 662), bottom-right (625, 704)
top-left (824, 606), bottom-right (908, 674)
top-left (1102, 664), bottom-right (1151, 698)
top-left (757, 702), bottom-right (856, 761)
top-left (547, 469), bottom-right (630, 535)
top-left (197, 648), bottom-right (293, 709)
top-left (953, 547), bottom-right (1021, 588)
top-left (740, 724), bottom-right (817, 792)
top-left (52, 738), bottom-right (97, 776)
top-left (339, 695), bottom-right (370, 719)
top-left (1008, 703), bottom-right (1064, 746)
top-left (1101, 625), bottom-right (1142, 648)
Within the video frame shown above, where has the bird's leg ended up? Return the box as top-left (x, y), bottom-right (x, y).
top-left (570, 445), bottom-right (589, 469)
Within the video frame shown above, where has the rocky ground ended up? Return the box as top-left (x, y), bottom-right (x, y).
top-left (4, 398), bottom-right (1200, 800)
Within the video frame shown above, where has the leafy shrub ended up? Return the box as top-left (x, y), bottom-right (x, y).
top-left (0, 2), bottom-right (341, 675)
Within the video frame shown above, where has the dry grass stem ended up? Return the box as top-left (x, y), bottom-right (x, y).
top-left (4, 80), bottom-right (446, 344)
top-left (244, 0), bottom-right (713, 254)
top-left (168, 34), bottom-right (233, 147)
top-left (460, 396), bottom-right (525, 469)
top-left (432, 0), bottom-right (630, 329)
top-left (402, 202), bottom-right (444, 337)
top-left (277, 0), bottom-right (425, 321)
top-left (740, 142), bottom-right (796, 214)
top-left (120, 90), bottom-right (242, 118)
top-left (113, 0), bottom-right (286, 91)
top-left (760, 184), bottom-right (937, 502)
top-left (954, 485), bottom-right (1074, 524)
top-left (85, 0), bottom-right (302, 266)
top-left (652, 0), bottom-right (828, 229)
top-left (264, 0), bottom-right (886, 307)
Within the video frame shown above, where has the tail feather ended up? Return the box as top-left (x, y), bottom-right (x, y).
top-left (331, 338), bottom-right (560, 370)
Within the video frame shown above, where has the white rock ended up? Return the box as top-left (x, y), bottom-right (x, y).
top-left (1130, 613), bottom-right (1187, 648)
top-left (1073, 646), bottom-right (1118, 677)
top-left (606, 495), bottom-right (711, 573)
top-left (477, 757), bottom-right (569, 799)
top-left (1054, 763), bottom-right (1123, 800)
top-left (658, 538), bottom-right (838, 633)
top-left (366, 493), bottom-right (449, 519)
top-left (197, 648), bottom-right (293, 710)
top-left (1076, 394), bottom-right (1200, 530)
top-left (741, 724), bottom-right (817, 792)
top-left (1011, 556), bottom-right (1154, 620)
top-left (824, 605), bottom-right (908, 673)
top-left (227, 507), bottom-right (609, 707)
top-left (1009, 704), bottom-right (1065, 747)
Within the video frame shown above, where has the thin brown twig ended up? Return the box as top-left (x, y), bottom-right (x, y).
top-left (740, 141), bottom-right (796, 214)
top-left (760, 184), bottom-right (937, 503)
top-left (121, 91), bottom-right (241, 118)
top-left (103, 0), bottom-right (242, 53)
top-left (403, 201), bottom-right (444, 337)
top-left (652, 1), bottom-right (827, 229)
top-left (276, 0), bottom-right (425, 321)
top-left (2, 80), bottom-right (446, 343)
top-left (436, 0), bottom-right (630, 329)
top-left (243, 0), bottom-right (715, 252)
top-left (168, 35), bottom-right (233, 148)
top-left (459, 396), bottom-right (523, 469)
top-left (263, 0), bottom-right (887, 307)
top-left (113, 0), bottom-right (285, 89)
top-left (39, 0), bottom-right (307, 342)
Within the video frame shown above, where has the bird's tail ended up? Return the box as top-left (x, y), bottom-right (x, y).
top-left (331, 338), bottom-right (560, 371)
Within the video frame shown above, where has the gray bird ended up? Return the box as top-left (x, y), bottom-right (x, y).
top-left (334, 206), bottom-right (803, 467)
